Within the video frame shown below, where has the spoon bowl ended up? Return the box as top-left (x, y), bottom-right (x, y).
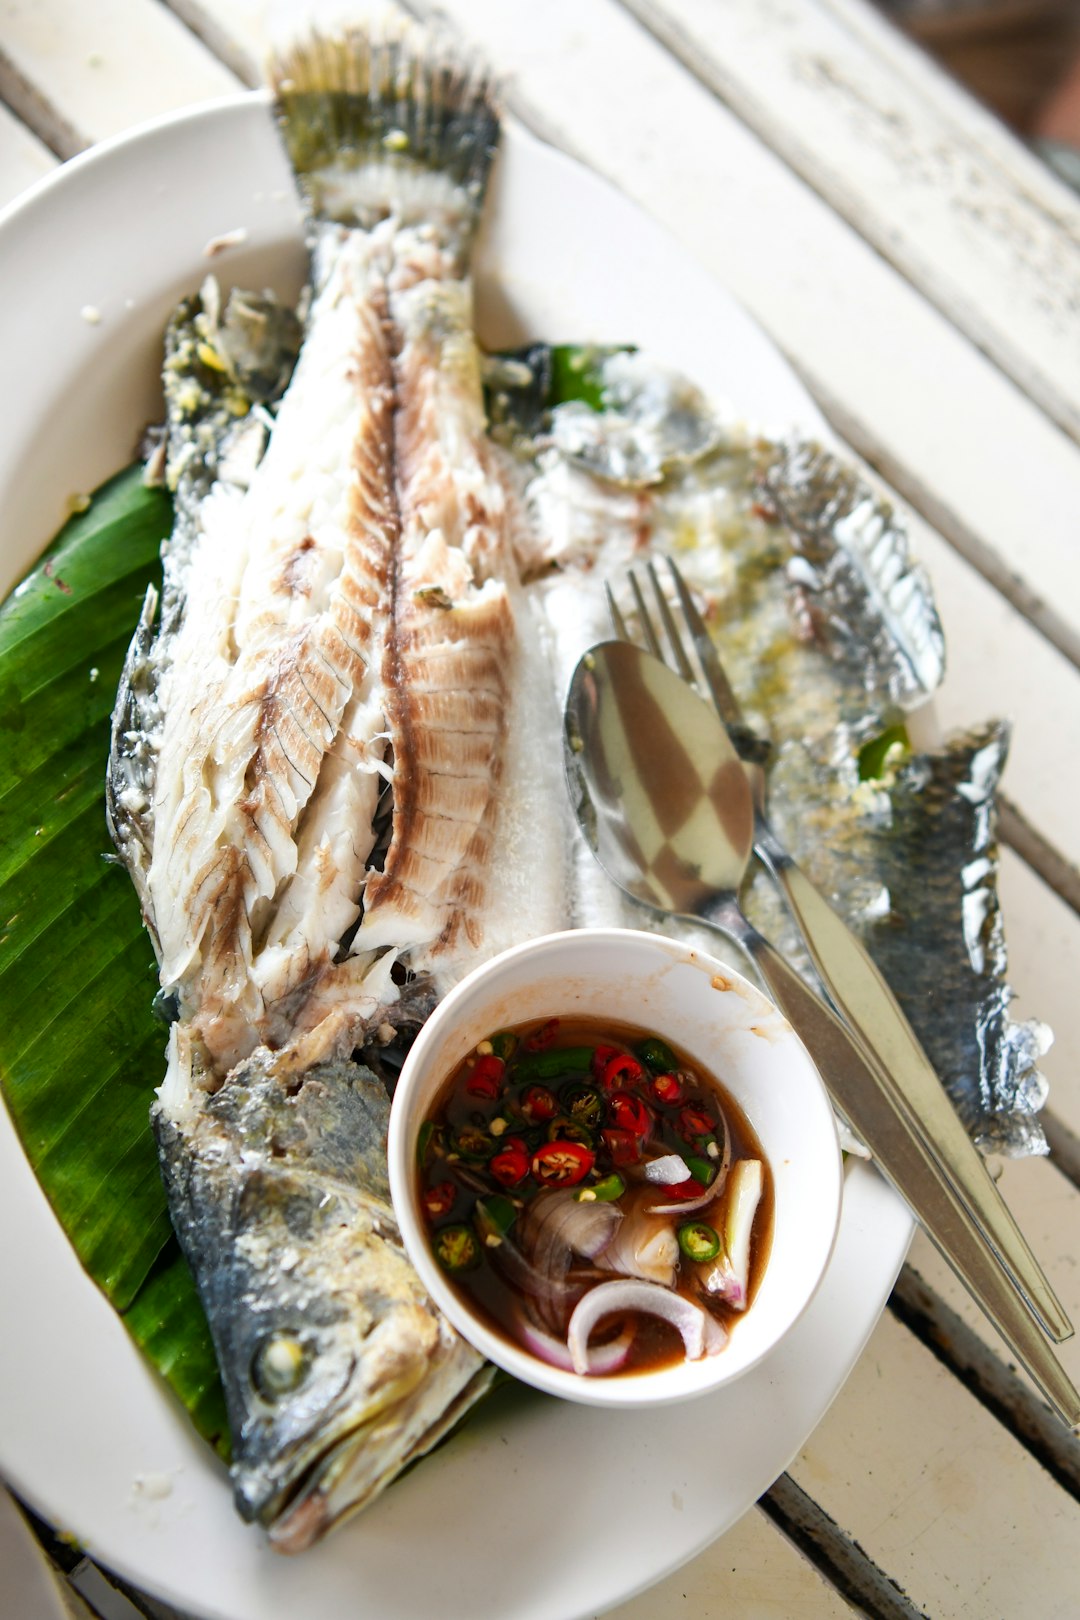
top-left (565, 640), bottom-right (754, 919)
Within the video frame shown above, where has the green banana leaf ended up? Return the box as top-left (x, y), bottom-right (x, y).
top-left (0, 465), bottom-right (229, 1457)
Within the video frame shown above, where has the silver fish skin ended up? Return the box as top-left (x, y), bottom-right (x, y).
top-left (155, 1037), bottom-right (492, 1551)
top-left (824, 722), bottom-right (1051, 1156)
top-left (503, 349), bottom-right (1049, 1155)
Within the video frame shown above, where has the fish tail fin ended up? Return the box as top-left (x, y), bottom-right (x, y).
top-left (269, 18), bottom-right (499, 248)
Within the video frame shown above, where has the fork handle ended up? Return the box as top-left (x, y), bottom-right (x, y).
top-left (707, 908), bottom-right (1080, 1429)
top-left (757, 847), bottom-right (1072, 1344)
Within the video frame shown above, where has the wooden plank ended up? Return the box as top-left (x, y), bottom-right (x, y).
top-left (789, 1309), bottom-right (1080, 1617)
top-left (0, 0), bottom-right (239, 158)
top-left (603, 1503), bottom-right (856, 1619)
top-left (622, 0), bottom-right (1080, 447)
top-left (0, 104), bottom-right (55, 210)
top-left (900, 1154), bottom-right (1080, 1422)
top-left (392, 0), bottom-right (1080, 675)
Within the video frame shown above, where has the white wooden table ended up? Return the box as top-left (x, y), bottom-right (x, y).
top-left (2, 3), bottom-right (1079, 1616)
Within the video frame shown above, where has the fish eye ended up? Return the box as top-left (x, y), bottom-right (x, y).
top-left (251, 1332), bottom-right (310, 1399)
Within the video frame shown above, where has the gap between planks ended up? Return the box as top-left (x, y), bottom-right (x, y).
top-left (760, 1474), bottom-right (930, 1620)
top-left (1043, 1114), bottom-right (1080, 1191)
top-left (0, 45), bottom-right (80, 161)
top-left (998, 798), bottom-right (1080, 920)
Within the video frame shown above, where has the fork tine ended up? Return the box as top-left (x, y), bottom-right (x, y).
top-left (665, 557), bottom-right (744, 730)
top-left (665, 557), bottom-right (773, 770)
top-left (645, 560), bottom-right (696, 685)
top-left (627, 569), bottom-right (664, 660)
top-left (604, 581), bottom-right (630, 642)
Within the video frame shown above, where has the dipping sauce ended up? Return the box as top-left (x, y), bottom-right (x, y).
top-left (416, 1016), bottom-right (773, 1376)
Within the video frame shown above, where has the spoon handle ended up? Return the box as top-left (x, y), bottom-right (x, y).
top-left (758, 845), bottom-right (1071, 1344)
top-left (705, 903), bottom-right (1080, 1430)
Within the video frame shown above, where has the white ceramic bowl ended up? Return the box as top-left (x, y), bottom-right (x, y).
top-left (388, 928), bottom-right (843, 1406)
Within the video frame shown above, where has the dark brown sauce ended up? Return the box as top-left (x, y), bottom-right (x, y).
top-left (417, 1015), bottom-right (774, 1377)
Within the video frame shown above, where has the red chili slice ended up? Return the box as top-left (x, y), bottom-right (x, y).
top-left (531, 1141), bottom-right (594, 1186)
top-left (656, 1176), bottom-right (710, 1202)
top-left (466, 1054), bottom-right (506, 1098)
top-left (489, 1146), bottom-right (531, 1188)
top-left (591, 1044), bottom-right (621, 1080)
top-left (422, 1181), bottom-right (457, 1219)
top-left (521, 1084), bottom-right (559, 1122)
top-left (678, 1104), bottom-right (714, 1141)
top-left (601, 1126), bottom-right (644, 1166)
top-left (600, 1051), bottom-right (644, 1090)
top-left (608, 1089), bottom-right (651, 1137)
top-left (651, 1072), bottom-right (685, 1105)
top-left (524, 1018), bottom-right (560, 1052)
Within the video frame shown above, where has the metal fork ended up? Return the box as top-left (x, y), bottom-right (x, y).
top-left (609, 557), bottom-right (1075, 1353)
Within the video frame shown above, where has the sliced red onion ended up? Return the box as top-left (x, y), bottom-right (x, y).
top-left (511, 1302), bottom-right (636, 1375)
top-left (485, 1226), bottom-right (584, 1313)
top-left (567, 1280), bottom-right (717, 1375)
top-left (702, 1309), bottom-right (729, 1355)
top-left (595, 1188), bottom-right (679, 1287)
top-left (522, 1189), bottom-right (622, 1270)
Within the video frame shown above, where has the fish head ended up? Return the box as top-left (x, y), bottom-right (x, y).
top-left (155, 1056), bottom-right (490, 1551)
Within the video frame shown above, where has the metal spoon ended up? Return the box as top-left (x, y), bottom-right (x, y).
top-left (564, 639), bottom-right (1080, 1428)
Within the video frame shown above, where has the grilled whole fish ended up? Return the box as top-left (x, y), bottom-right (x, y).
top-left (104, 23), bottom-right (583, 1549)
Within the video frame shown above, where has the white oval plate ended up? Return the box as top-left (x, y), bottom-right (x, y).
top-left (0, 94), bottom-right (914, 1620)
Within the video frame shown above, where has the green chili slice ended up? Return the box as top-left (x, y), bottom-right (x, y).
top-left (635, 1036), bottom-right (679, 1074)
top-left (490, 1030), bottom-right (519, 1060)
top-left (434, 1224), bottom-right (482, 1273)
top-left (677, 1222), bottom-right (721, 1262)
top-left (560, 1081), bottom-right (604, 1126)
top-left (512, 1045), bottom-right (594, 1082)
top-left (546, 1115), bottom-right (596, 1148)
top-left (575, 1172), bottom-right (626, 1203)
top-left (683, 1153), bottom-right (715, 1186)
top-left (475, 1194), bottom-right (517, 1239)
top-left (416, 1120), bottom-right (436, 1168)
top-left (451, 1124), bottom-right (496, 1162)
